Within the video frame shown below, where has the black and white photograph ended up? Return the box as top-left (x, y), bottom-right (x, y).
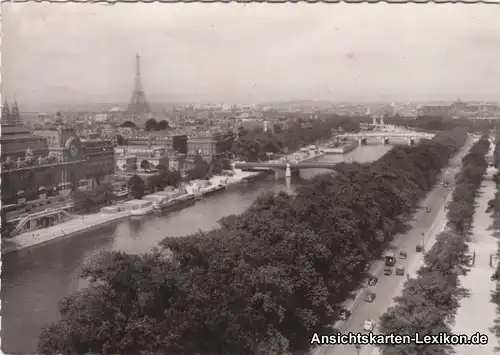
top-left (1, 3), bottom-right (500, 355)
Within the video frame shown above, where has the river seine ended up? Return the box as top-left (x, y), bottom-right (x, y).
top-left (2, 142), bottom-right (394, 353)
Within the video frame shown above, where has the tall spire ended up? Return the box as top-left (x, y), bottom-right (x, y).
top-left (11, 96), bottom-right (22, 125)
top-left (127, 53), bottom-right (151, 115)
top-left (2, 97), bottom-right (11, 124)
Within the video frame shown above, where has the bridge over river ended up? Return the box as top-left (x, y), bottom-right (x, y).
top-left (234, 161), bottom-right (338, 171)
top-left (337, 131), bottom-right (435, 145)
top-left (233, 161), bottom-right (343, 179)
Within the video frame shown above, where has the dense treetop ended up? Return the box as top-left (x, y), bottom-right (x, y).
top-left (386, 115), bottom-right (499, 133)
top-left (39, 129), bottom-right (468, 355)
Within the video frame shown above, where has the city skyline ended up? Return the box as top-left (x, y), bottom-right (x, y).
top-left (2, 3), bottom-right (500, 109)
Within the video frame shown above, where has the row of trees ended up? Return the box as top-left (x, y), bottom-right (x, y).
top-left (37, 129), bottom-right (467, 354)
top-left (379, 135), bottom-right (490, 355)
top-left (386, 115), bottom-right (500, 133)
top-left (231, 116), bottom-right (363, 162)
top-left (72, 183), bottom-right (118, 213)
top-left (488, 136), bottom-right (500, 351)
top-left (120, 119), bottom-right (170, 131)
top-left (127, 169), bottom-right (182, 200)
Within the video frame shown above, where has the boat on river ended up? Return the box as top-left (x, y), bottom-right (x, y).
top-left (201, 184), bottom-right (226, 197)
top-left (123, 199), bottom-right (155, 216)
top-left (154, 193), bottom-right (195, 212)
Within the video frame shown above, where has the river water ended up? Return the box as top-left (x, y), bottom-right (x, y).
top-left (2, 142), bottom-right (394, 353)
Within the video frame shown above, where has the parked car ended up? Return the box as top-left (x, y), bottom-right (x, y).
top-left (364, 319), bottom-right (376, 331)
top-left (364, 291), bottom-right (376, 303)
top-left (339, 309), bottom-right (351, 320)
top-left (368, 276), bottom-right (379, 286)
top-left (399, 251), bottom-right (407, 259)
top-left (384, 267), bottom-right (392, 276)
top-left (396, 266), bottom-right (405, 276)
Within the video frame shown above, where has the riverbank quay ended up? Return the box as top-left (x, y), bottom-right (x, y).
top-left (2, 169), bottom-right (267, 255)
top-left (2, 210), bottom-right (130, 255)
top-left (297, 152), bottom-right (326, 162)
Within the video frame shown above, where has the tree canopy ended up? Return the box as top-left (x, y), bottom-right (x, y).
top-left (186, 155), bottom-right (211, 180)
top-left (147, 169), bottom-right (182, 193)
top-left (39, 129), bottom-right (469, 355)
top-left (145, 118), bottom-right (170, 131)
top-left (72, 183), bottom-right (117, 213)
top-left (120, 121), bottom-right (137, 128)
top-left (386, 115), bottom-right (499, 134)
top-left (127, 174), bottom-right (146, 199)
top-left (115, 134), bottom-right (127, 146)
top-left (379, 135), bottom-right (490, 355)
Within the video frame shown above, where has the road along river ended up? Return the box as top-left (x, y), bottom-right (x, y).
top-left (2, 142), bottom-right (396, 354)
top-left (311, 137), bottom-right (475, 355)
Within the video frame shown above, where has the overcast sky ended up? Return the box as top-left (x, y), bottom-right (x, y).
top-left (2, 3), bottom-right (500, 107)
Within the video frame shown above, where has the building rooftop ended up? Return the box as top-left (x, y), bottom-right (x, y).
top-left (1, 124), bottom-right (31, 135)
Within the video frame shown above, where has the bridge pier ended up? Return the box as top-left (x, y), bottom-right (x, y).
top-left (358, 137), bottom-right (367, 145)
top-left (285, 163), bottom-right (291, 178)
top-left (407, 137), bottom-right (414, 146)
top-left (380, 136), bottom-right (389, 145)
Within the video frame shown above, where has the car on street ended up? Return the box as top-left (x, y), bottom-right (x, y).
top-left (384, 267), bottom-right (392, 276)
top-left (396, 266), bottom-right (405, 276)
top-left (364, 291), bottom-right (376, 302)
top-left (339, 309), bottom-right (351, 320)
top-left (364, 319), bottom-right (376, 331)
top-left (399, 251), bottom-right (407, 259)
top-left (368, 275), bottom-right (378, 286)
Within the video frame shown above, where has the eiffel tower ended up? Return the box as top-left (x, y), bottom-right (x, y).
top-left (127, 53), bottom-right (151, 114)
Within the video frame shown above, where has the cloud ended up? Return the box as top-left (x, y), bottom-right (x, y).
top-left (2, 3), bottom-right (500, 105)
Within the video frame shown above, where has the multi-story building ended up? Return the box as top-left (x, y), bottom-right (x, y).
top-left (80, 139), bottom-right (115, 185)
top-left (0, 124), bottom-right (49, 161)
top-left (187, 131), bottom-right (233, 163)
top-left (114, 146), bottom-right (185, 172)
top-left (115, 154), bottom-right (138, 173)
top-left (124, 129), bottom-right (188, 154)
top-left (1, 123), bottom-right (86, 204)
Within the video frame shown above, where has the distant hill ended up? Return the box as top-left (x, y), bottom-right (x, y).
top-left (18, 102), bottom-right (185, 115)
top-left (260, 100), bottom-right (336, 110)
